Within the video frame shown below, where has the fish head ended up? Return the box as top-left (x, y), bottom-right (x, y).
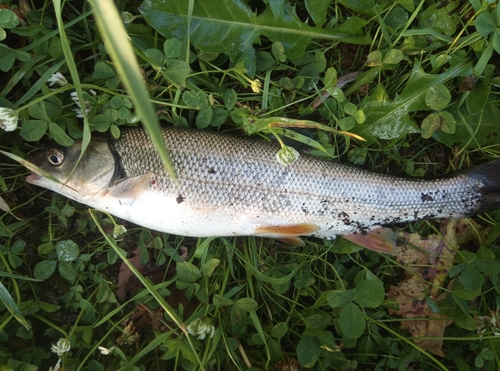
top-left (26, 139), bottom-right (118, 201)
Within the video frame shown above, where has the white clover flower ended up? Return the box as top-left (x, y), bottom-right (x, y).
top-left (250, 79), bottom-right (262, 93)
top-left (113, 224), bottom-right (127, 238)
top-left (121, 11), bottom-right (136, 24)
top-left (98, 346), bottom-right (115, 355)
top-left (276, 145), bottom-right (299, 166)
top-left (0, 107), bottom-right (18, 131)
top-left (71, 90), bottom-right (97, 118)
top-left (47, 72), bottom-right (68, 87)
top-left (51, 338), bottom-right (71, 357)
top-left (187, 317), bottom-right (216, 340)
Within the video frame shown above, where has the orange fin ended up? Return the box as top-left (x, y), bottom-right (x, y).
top-left (277, 237), bottom-right (305, 246)
top-left (256, 223), bottom-right (319, 236)
top-left (342, 226), bottom-right (399, 255)
top-left (106, 173), bottom-right (155, 204)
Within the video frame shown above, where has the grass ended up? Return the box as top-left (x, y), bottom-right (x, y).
top-left (1, 0), bottom-right (500, 370)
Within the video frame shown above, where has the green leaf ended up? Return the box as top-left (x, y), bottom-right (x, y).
top-left (182, 90), bottom-right (209, 109)
top-left (0, 9), bottom-right (19, 29)
top-left (196, 106), bottom-right (213, 129)
top-left (466, 83), bottom-right (490, 115)
top-left (271, 322), bottom-right (288, 338)
top-left (272, 41), bottom-right (286, 63)
top-left (0, 282), bottom-right (30, 330)
top-left (323, 67), bottom-right (337, 88)
top-left (163, 38), bottom-right (183, 59)
top-left (354, 60), bottom-right (471, 141)
top-left (19, 120), bottom-right (48, 141)
top-left (306, 314), bottom-right (331, 330)
top-left (201, 258), bottom-right (220, 277)
top-left (212, 294), bottom-right (233, 307)
top-left (145, 48), bottom-right (166, 68)
top-left (164, 59), bottom-right (190, 87)
top-left (419, 2), bottom-right (459, 36)
top-left (34, 260), bottom-right (57, 280)
top-left (223, 89), bottom-right (237, 110)
top-left (55, 240), bottom-right (79, 262)
top-left (176, 261), bottom-right (202, 282)
top-left (460, 266), bottom-right (484, 291)
top-left (49, 122), bottom-right (75, 146)
top-left (93, 61), bottom-right (115, 79)
top-left (305, 0), bottom-right (330, 26)
top-left (141, 0), bottom-right (370, 75)
top-left (327, 289), bottom-right (355, 308)
top-left (353, 280), bottom-right (385, 308)
top-left (382, 49), bottom-right (403, 65)
top-left (339, 302), bottom-right (365, 339)
top-left (297, 335), bottom-right (320, 368)
top-left (433, 101), bottom-right (500, 149)
top-left (473, 260), bottom-right (500, 276)
top-left (59, 261), bottom-right (78, 282)
top-left (425, 84), bottom-right (451, 111)
top-left (475, 12), bottom-right (496, 37)
top-left (236, 297), bottom-right (258, 312)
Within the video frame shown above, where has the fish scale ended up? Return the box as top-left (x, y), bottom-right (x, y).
top-left (113, 128), bottom-right (485, 236)
top-left (26, 127), bottom-right (500, 253)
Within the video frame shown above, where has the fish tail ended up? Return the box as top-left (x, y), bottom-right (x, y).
top-left (467, 159), bottom-right (500, 213)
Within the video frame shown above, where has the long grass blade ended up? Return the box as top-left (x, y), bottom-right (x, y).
top-left (88, 0), bottom-right (177, 181)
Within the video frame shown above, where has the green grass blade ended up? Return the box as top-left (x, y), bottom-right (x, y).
top-left (0, 282), bottom-right (30, 330)
top-left (88, 0), bottom-right (177, 182)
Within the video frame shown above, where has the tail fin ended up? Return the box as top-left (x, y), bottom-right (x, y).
top-left (467, 159), bottom-right (500, 213)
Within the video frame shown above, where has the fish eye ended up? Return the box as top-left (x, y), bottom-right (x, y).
top-left (46, 148), bottom-right (65, 166)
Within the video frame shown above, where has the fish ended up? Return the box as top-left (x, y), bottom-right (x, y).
top-left (25, 127), bottom-right (500, 254)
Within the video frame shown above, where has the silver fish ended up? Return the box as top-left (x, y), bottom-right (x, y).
top-left (26, 127), bottom-right (500, 254)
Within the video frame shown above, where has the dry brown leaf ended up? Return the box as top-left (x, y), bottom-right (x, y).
top-left (387, 219), bottom-right (480, 356)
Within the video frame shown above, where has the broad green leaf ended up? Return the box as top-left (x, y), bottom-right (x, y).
top-left (460, 266), bottom-right (484, 291)
top-left (306, 314), bottom-right (331, 330)
top-left (93, 61), bottom-right (115, 79)
top-left (196, 106), bottom-right (213, 129)
top-left (305, 0), bottom-right (330, 26)
top-left (236, 297), bottom-right (258, 312)
top-left (419, 2), bottom-right (459, 36)
top-left (271, 322), bottom-right (288, 338)
top-left (272, 41), bottom-right (286, 63)
top-left (327, 289), bottom-right (355, 308)
top-left (163, 38), bottom-right (183, 59)
top-left (475, 12), bottom-right (496, 37)
top-left (323, 67), bottom-right (337, 88)
top-left (382, 49), bottom-right (403, 65)
top-left (0, 8), bottom-right (19, 29)
top-left (176, 261), bottom-right (202, 282)
top-left (354, 60), bottom-right (471, 141)
top-left (55, 240), bottom-right (79, 262)
top-left (339, 302), bottom-right (365, 339)
top-left (201, 258), bottom-right (220, 277)
top-left (385, 6), bottom-right (408, 31)
top-left (34, 260), bottom-right (57, 280)
top-left (433, 101), bottom-right (500, 149)
top-left (141, 0), bottom-right (370, 75)
top-left (164, 59), bottom-right (190, 87)
top-left (59, 261), bottom-right (78, 282)
top-left (182, 90), bottom-right (209, 109)
top-left (49, 122), bottom-right (75, 146)
top-left (223, 89), bottom-right (237, 110)
top-left (19, 120), bottom-right (48, 141)
top-left (212, 294), bottom-right (233, 307)
top-left (466, 83), bottom-right (490, 115)
top-left (297, 335), bottom-right (320, 368)
top-left (473, 260), bottom-right (500, 276)
top-left (353, 280), bottom-right (385, 308)
top-left (425, 84), bottom-right (451, 111)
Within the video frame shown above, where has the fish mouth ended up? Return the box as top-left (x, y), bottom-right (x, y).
top-left (26, 173), bottom-right (41, 183)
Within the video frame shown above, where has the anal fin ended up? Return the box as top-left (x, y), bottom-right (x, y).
top-left (343, 226), bottom-right (399, 255)
top-left (277, 237), bottom-right (305, 246)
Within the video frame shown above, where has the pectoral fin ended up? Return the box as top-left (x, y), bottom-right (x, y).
top-left (106, 173), bottom-right (155, 205)
top-left (343, 226), bottom-right (399, 255)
